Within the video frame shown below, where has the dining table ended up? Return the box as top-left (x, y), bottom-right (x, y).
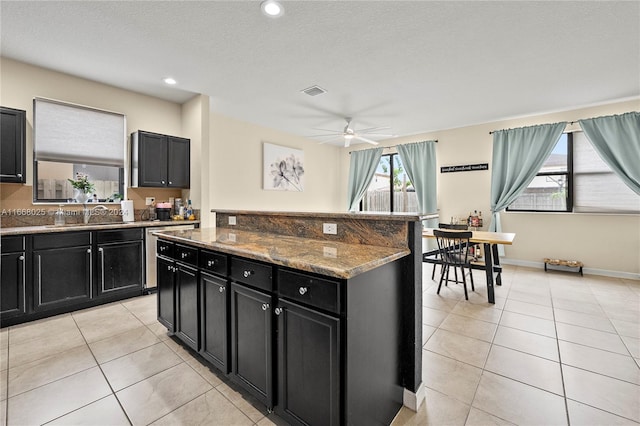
top-left (422, 228), bottom-right (516, 304)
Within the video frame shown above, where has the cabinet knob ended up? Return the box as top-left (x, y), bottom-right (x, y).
top-left (208, 260), bottom-right (216, 267)
top-left (87, 249), bottom-right (91, 254)
top-left (161, 180), bottom-right (166, 184)
top-left (243, 270), bottom-right (253, 278)
top-left (262, 303), bottom-right (270, 311)
top-left (298, 286), bottom-right (308, 295)
top-left (18, 255), bottom-right (25, 261)
top-left (160, 246), bottom-right (166, 252)
top-left (274, 307), bottom-right (283, 316)
top-left (181, 252), bottom-right (188, 259)
top-left (169, 181), bottom-right (173, 185)
top-left (219, 286), bottom-right (225, 293)
top-left (98, 247), bottom-right (104, 252)
top-left (17, 174), bottom-right (22, 178)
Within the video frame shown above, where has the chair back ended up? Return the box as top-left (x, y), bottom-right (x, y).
top-left (433, 229), bottom-right (473, 266)
top-left (438, 223), bottom-right (469, 230)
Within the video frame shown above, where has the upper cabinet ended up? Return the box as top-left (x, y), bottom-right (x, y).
top-left (0, 106), bottom-right (26, 183)
top-left (130, 130), bottom-right (190, 188)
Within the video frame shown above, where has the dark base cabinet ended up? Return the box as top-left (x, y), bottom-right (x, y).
top-left (156, 239), bottom-right (404, 426)
top-left (276, 299), bottom-right (340, 426)
top-left (230, 282), bottom-right (274, 408)
top-left (200, 272), bottom-right (229, 372)
top-left (1, 229), bottom-right (145, 328)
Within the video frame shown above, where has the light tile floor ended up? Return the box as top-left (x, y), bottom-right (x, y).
top-left (1, 265), bottom-right (638, 425)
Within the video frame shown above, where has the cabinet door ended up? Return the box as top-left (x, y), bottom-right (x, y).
top-left (167, 136), bottom-right (190, 188)
top-left (97, 241), bottom-right (143, 297)
top-left (138, 132), bottom-right (168, 187)
top-left (230, 283), bottom-right (273, 408)
top-left (176, 263), bottom-right (199, 351)
top-left (0, 107), bottom-right (26, 183)
top-left (200, 272), bottom-right (228, 372)
top-left (1, 252), bottom-right (26, 318)
top-left (157, 256), bottom-right (176, 332)
top-left (276, 300), bottom-right (340, 426)
top-left (33, 246), bottom-right (91, 311)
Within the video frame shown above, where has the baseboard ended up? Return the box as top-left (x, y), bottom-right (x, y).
top-left (402, 382), bottom-right (426, 412)
top-left (500, 258), bottom-right (640, 281)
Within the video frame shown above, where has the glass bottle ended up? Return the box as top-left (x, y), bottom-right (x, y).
top-left (54, 205), bottom-right (65, 226)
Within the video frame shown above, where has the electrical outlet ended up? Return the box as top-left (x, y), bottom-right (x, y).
top-left (145, 197), bottom-right (155, 206)
top-left (323, 223), bottom-right (337, 235)
top-left (229, 216), bottom-right (237, 225)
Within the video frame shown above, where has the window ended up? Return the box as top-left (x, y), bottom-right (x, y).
top-left (508, 133), bottom-right (572, 212)
top-left (361, 153), bottom-right (417, 212)
top-left (508, 131), bottom-right (639, 214)
top-left (33, 98), bottom-right (126, 203)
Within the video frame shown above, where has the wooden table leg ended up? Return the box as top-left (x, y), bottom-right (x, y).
top-left (483, 242), bottom-right (495, 304)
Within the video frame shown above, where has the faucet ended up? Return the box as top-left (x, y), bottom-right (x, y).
top-left (84, 204), bottom-right (108, 224)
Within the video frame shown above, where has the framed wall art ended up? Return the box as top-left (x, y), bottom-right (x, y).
top-left (263, 142), bottom-right (304, 191)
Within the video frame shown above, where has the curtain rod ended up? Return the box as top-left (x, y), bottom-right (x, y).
top-left (348, 140), bottom-right (437, 154)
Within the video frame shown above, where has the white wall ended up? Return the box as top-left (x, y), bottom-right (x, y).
top-left (339, 99), bottom-right (640, 277)
top-left (208, 112), bottom-right (343, 213)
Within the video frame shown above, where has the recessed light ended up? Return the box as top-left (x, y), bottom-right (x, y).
top-left (261, 0), bottom-right (284, 18)
top-left (163, 77), bottom-right (177, 85)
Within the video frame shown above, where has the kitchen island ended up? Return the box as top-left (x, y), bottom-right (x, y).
top-left (154, 210), bottom-right (434, 425)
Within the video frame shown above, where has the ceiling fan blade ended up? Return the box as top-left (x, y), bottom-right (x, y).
top-left (358, 133), bottom-right (395, 137)
top-left (312, 128), bottom-right (342, 133)
top-left (357, 126), bottom-right (391, 133)
top-left (318, 137), bottom-right (345, 145)
top-left (354, 135), bottom-right (379, 145)
top-left (306, 133), bottom-right (344, 137)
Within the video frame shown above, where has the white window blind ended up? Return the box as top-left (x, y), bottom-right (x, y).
top-left (574, 131), bottom-right (640, 213)
top-left (34, 97), bottom-right (125, 167)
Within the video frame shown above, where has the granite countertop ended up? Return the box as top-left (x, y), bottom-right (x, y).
top-left (155, 227), bottom-right (410, 279)
top-left (0, 220), bottom-right (200, 236)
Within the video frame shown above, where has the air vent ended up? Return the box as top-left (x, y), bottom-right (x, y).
top-left (301, 85), bottom-right (327, 96)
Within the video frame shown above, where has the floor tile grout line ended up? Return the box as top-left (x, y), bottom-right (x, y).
top-left (70, 302), bottom-right (134, 426)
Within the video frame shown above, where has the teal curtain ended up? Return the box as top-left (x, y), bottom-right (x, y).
top-left (490, 122), bottom-right (567, 254)
top-left (397, 140), bottom-right (438, 228)
top-left (347, 147), bottom-right (383, 211)
top-left (579, 112), bottom-right (640, 195)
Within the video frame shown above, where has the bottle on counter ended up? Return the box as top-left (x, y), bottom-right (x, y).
top-left (185, 199), bottom-right (193, 219)
top-left (54, 205), bottom-right (65, 226)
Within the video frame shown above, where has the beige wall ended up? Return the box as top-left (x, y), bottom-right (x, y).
top-left (339, 99), bottom-right (640, 277)
top-left (208, 112), bottom-right (343, 213)
top-left (0, 57), bottom-right (186, 209)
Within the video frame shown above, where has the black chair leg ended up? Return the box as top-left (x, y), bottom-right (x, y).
top-left (461, 267), bottom-right (469, 300)
top-left (469, 268), bottom-right (475, 291)
top-left (437, 265), bottom-right (446, 294)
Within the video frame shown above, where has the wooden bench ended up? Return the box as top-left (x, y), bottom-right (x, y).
top-left (544, 258), bottom-right (584, 276)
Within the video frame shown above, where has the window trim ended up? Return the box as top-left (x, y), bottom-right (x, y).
top-left (360, 152), bottom-right (409, 212)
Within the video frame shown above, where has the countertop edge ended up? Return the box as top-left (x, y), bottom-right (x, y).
top-left (0, 220), bottom-right (200, 236)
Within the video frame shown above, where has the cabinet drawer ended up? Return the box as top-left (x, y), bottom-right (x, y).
top-left (1, 235), bottom-right (25, 253)
top-left (97, 228), bottom-right (143, 243)
top-left (33, 231), bottom-right (91, 249)
top-left (230, 257), bottom-right (272, 292)
top-left (157, 239), bottom-right (174, 258)
top-left (175, 243), bottom-right (198, 266)
top-left (278, 269), bottom-right (340, 314)
top-left (200, 250), bottom-right (227, 276)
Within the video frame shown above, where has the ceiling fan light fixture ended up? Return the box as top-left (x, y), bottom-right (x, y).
top-left (261, 0), bottom-right (284, 18)
top-left (163, 77), bottom-right (177, 85)
top-left (344, 134), bottom-right (354, 140)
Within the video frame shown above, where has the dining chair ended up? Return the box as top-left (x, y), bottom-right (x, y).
top-left (429, 223), bottom-right (469, 280)
top-left (433, 229), bottom-right (475, 300)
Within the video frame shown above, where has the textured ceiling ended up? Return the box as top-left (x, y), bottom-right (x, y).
top-left (1, 1), bottom-right (639, 146)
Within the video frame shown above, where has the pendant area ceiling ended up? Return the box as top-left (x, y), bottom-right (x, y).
top-left (1, 1), bottom-right (639, 146)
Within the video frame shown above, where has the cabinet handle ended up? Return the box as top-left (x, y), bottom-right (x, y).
top-left (181, 252), bottom-right (188, 259)
top-left (98, 247), bottom-right (105, 293)
top-left (160, 246), bottom-right (166, 252)
top-left (298, 286), bottom-right (308, 295)
top-left (208, 260), bottom-right (217, 267)
top-left (19, 254), bottom-right (25, 312)
top-left (274, 307), bottom-right (283, 315)
top-left (243, 270), bottom-right (253, 278)
top-left (262, 303), bottom-right (270, 311)
top-left (219, 286), bottom-right (225, 293)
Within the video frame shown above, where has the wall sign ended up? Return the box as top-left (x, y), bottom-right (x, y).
top-left (440, 163), bottom-right (488, 173)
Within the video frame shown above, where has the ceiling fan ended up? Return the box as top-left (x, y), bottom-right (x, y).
top-left (309, 117), bottom-right (394, 147)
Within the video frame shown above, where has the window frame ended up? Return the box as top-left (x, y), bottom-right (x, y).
top-left (360, 152), bottom-right (411, 212)
top-left (506, 132), bottom-right (574, 213)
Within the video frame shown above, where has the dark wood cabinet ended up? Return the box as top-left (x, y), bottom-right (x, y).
top-left (96, 229), bottom-right (143, 297)
top-left (32, 232), bottom-right (92, 312)
top-left (276, 299), bottom-right (340, 426)
top-left (0, 106), bottom-right (26, 183)
top-left (131, 130), bottom-right (190, 188)
top-left (176, 262), bottom-right (199, 351)
top-left (200, 272), bottom-right (229, 373)
top-left (230, 282), bottom-right (274, 408)
top-left (157, 255), bottom-right (176, 332)
top-left (1, 236), bottom-right (27, 319)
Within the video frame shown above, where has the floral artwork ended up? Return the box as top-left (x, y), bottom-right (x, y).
top-left (263, 142), bottom-right (304, 191)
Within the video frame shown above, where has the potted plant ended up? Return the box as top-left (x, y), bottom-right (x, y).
top-left (68, 173), bottom-right (95, 204)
